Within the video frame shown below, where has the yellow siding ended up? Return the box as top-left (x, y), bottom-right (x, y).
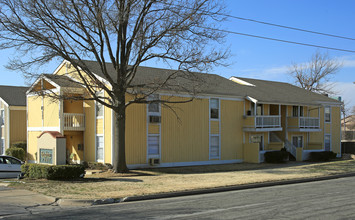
top-left (243, 143), bottom-right (259, 163)
top-left (220, 100), bottom-right (243, 160)
top-left (43, 97), bottom-right (59, 127)
top-left (27, 96), bottom-right (42, 127)
top-left (309, 107), bottom-right (324, 145)
top-left (64, 131), bottom-right (84, 161)
top-left (161, 97), bottom-right (209, 163)
top-left (148, 124), bottom-right (160, 134)
top-left (287, 117), bottom-right (298, 128)
top-left (84, 100), bottom-right (96, 162)
top-left (104, 103), bottom-right (112, 164)
top-left (263, 104), bottom-right (269, 115)
top-left (27, 131), bottom-right (42, 161)
top-left (243, 116), bottom-right (255, 128)
top-left (9, 110), bottom-right (26, 144)
top-left (64, 100), bottom-right (83, 113)
top-left (96, 119), bottom-right (103, 134)
top-left (210, 121), bottom-right (219, 134)
top-left (125, 96), bottom-right (147, 165)
top-left (331, 106), bottom-right (341, 154)
top-left (267, 143), bottom-right (283, 151)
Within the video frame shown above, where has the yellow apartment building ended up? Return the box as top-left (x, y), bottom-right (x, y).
top-left (26, 60), bottom-right (342, 167)
top-left (0, 86), bottom-right (28, 155)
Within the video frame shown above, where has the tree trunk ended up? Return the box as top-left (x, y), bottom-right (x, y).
top-left (113, 95), bottom-right (129, 173)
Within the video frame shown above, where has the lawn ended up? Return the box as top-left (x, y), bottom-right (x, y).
top-left (6, 160), bottom-right (355, 200)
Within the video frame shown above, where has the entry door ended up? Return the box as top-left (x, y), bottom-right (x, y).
top-left (292, 136), bottom-right (303, 148)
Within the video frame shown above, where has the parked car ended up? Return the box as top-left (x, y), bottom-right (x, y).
top-left (0, 155), bottom-right (24, 179)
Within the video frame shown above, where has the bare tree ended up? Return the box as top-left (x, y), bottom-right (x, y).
top-left (0, 0), bottom-right (228, 172)
top-left (288, 51), bottom-right (342, 95)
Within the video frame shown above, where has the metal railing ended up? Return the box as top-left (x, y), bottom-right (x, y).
top-left (256, 115), bottom-right (281, 128)
top-left (299, 117), bottom-right (320, 128)
top-left (63, 113), bottom-right (85, 131)
top-left (284, 139), bottom-right (297, 158)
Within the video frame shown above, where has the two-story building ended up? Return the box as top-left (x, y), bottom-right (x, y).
top-left (0, 85), bottom-right (28, 155)
top-left (26, 60), bottom-right (342, 167)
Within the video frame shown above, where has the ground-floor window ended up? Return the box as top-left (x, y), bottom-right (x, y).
top-left (0, 138), bottom-right (4, 155)
top-left (148, 134), bottom-right (160, 156)
top-left (324, 134), bottom-right (331, 151)
top-left (292, 136), bottom-right (303, 148)
top-left (96, 135), bottom-right (104, 162)
top-left (250, 135), bottom-right (263, 151)
top-left (210, 135), bottom-right (220, 158)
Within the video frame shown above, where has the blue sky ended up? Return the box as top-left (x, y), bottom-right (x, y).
top-left (0, 0), bottom-right (354, 109)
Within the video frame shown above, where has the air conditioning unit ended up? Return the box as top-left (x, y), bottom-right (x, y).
top-left (149, 115), bottom-right (161, 123)
top-left (149, 158), bottom-right (160, 166)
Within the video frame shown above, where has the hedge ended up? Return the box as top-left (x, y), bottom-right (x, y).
top-left (309, 151), bottom-right (337, 162)
top-left (21, 164), bottom-right (85, 180)
top-left (11, 142), bottom-right (27, 152)
top-left (6, 147), bottom-right (26, 161)
top-left (264, 151), bottom-right (289, 163)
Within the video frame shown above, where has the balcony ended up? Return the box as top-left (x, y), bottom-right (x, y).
top-left (287, 117), bottom-right (320, 132)
top-left (63, 113), bottom-right (85, 131)
top-left (243, 115), bottom-right (282, 132)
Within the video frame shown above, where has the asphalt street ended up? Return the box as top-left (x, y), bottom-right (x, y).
top-left (3, 176), bottom-right (355, 219)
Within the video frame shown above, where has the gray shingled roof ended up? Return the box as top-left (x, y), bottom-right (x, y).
top-left (0, 85), bottom-right (28, 106)
top-left (43, 74), bottom-right (83, 88)
top-left (234, 77), bottom-right (341, 105)
top-left (69, 60), bottom-right (341, 105)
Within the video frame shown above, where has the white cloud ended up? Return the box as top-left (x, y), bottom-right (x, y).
top-left (333, 82), bottom-right (355, 108)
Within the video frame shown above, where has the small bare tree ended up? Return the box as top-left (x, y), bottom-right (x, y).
top-left (0, 0), bottom-right (228, 172)
top-left (288, 51), bottom-right (342, 95)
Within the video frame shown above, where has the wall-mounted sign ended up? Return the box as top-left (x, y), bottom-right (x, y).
top-left (40, 149), bottom-right (53, 164)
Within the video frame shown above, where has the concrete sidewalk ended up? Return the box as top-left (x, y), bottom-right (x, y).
top-left (0, 182), bottom-right (60, 218)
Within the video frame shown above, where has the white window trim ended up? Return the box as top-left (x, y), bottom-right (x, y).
top-left (291, 135), bottom-right (304, 149)
top-left (147, 94), bottom-right (161, 117)
top-left (249, 134), bottom-right (264, 151)
top-left (147, 133), bottom-right (161, 158)
top-left (96, 134), bottom-right (104, 163)
top-left (324, 134), bottom-right (332, 151)
top-left (324, 106), bottom-right (331, 123)
top-left (209, 134), bottom-right (220, 159)
top-left (209, 98), bottom-right (220, 121)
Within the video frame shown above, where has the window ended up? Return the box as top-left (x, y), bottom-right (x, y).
top-left (300, 106), bottom-right (304, 117)
top-left (250, 135), bottom-right (263, 151)
top-left (0, 139), bottom-right (3, 155)
top-left (256, 104), bottom-right (263, 116)
top-left (250, 102), bottom-right (255, 116)
top-left (210, 136), bottom-right (220, 158)
top-left (292, 106), bottom-right (298, 117)
top-left (96, 102), bottom-right (104, 117)
top-left (148, 94), bottom-right (160, 114)
top-left (324, 135), bottom-right (331, 151)
top-left (210, 98), bottom-right (219, 119)
top-left (292, 136), bottom-right (303, 148)
top-left (148, 135), bottom-right (159, 155)
top-left (0, 109), bottom-right (4, 126)
top-left (325, 106), bottom-right (331, 123)
top-left (96, 136), bottom-right (104, 161)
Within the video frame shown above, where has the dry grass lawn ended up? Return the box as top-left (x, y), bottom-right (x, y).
top-left (6, 160), bottom-right (355, 200)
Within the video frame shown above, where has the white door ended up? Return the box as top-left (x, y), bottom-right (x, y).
top-left (292, 136), bottom-right (303, 148)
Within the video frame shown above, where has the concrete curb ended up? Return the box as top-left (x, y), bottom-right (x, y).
top-left (57, 172), bottom-right (355, 206)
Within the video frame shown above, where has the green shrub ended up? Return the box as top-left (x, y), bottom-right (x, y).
top-left (11, 142), bottom-right (27, 152)
top-left (309, 151), bottom-right (337, 162)
top-left (264, 151), bottom-right (289, 163)
top-left (87, 162), bottom-right (111, 170)
top-left (21, 164), bottom-right (49, 179)
top-left (21, 163), bottom-right (85, 180)
top-left (6, 147), bottom-right (26, 161)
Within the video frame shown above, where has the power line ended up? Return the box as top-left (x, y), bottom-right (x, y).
top-left (202, 26), bottom-right (355, 53)
top-left (222, 14), bottom-right (355, 41)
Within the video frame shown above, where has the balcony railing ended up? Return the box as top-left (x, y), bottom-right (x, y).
top-left (63, 113), bottom-right (85, 131)
top-left (255, 115), bottom-right (281, 128)
top-left (299, 117), bottom-right (320, 129)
